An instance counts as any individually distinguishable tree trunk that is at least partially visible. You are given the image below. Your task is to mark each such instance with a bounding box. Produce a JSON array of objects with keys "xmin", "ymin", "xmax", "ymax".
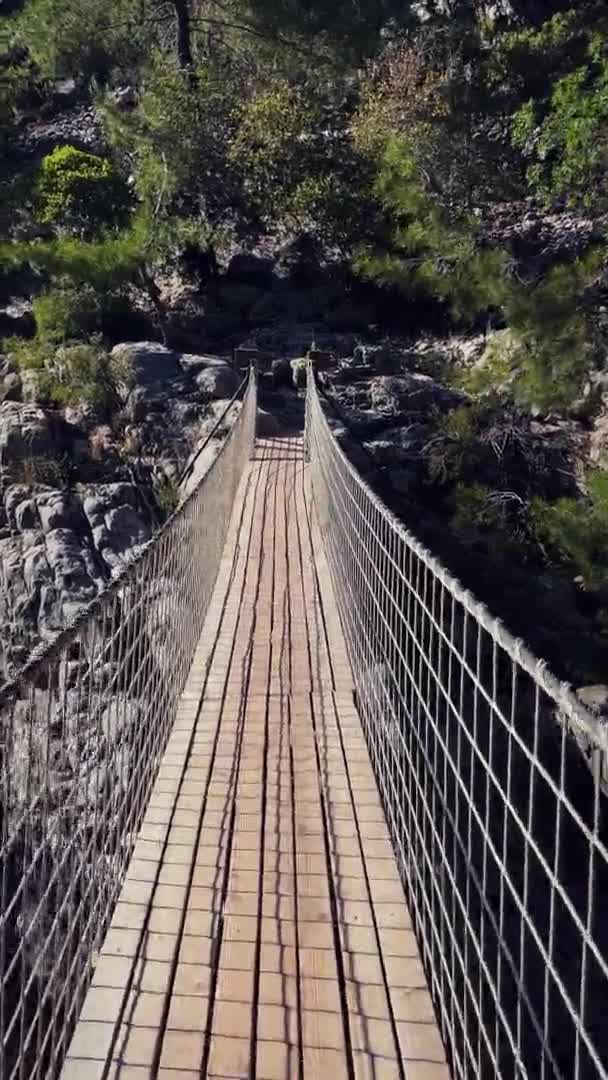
[
  {"xmin": 140, "ymin": 269, "xmax": 168, "ymax": 344},
  {"xmin": 172, "ymin": 0, "xmax": 194, "ymax": 70}
]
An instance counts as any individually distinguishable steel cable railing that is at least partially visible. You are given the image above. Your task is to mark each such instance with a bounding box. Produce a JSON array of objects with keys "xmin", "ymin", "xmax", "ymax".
[
  {"xmin": 305, "ymin": 365, "xmax": 608, "ymax": 1080},
  {"xmin": 0, "ymin": 368, "xmax": 256, "ymax": 1080}
]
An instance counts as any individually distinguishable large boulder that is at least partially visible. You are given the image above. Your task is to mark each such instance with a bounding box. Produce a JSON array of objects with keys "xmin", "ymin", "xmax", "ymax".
[
  {"xmin": 126, "ymin": 385, "xmax": 167, "ymax": 424},
  {"xmin": 0, "ymin": 402, "xmax": 57, "ymax": 462},
  {"xmin": 5, "ymin": 484, "xmax": 34, "ymax": 527},
  {"xmin": 365, "ymin": 424, "xmax": 429, "ymax": 467},
  {"xmin": 110, "ymin": 342, "xmax": 182, "ymax": 387},
  {"xmin": 22, "ymin": 541, "xmax": 52, "ymax": 594},
  {"xmin": 44, "ymin": 528, "xmax": 102, "ymax": 600},
  {"xmin": 83, "ymin": 483, "xmax": 150, "ymax": 570},
  {"xmin": 367, "ymin": 374, "xmax": 464, "ymax": 416},
  {"xmin": 15, "ymin": 498, "xmax": 38, "ymax": 532},
  {"xmin": 36, "ymin": 491, "xmax": 87, "ymax": 534},
  {"xmin": 180, "ymin": 353, "xmax": 230, "ymax": 376},
  {"xmin": 195, "ymin": 363, "xmax": 240, "ymax": 400}
]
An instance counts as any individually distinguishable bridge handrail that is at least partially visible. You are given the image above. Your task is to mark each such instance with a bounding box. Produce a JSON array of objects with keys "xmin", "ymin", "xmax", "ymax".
[
  {"xmin": 0, "ymin": 366, "xmax": 257, "ymax": 1079},
  {"xmin": 305, "ymin": 363, "xmax": 608, "ymax": 1080}
]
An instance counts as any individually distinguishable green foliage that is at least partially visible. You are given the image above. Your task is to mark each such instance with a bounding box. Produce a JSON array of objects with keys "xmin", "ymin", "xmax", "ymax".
[
  {"xmin": 502, "ymin": 7, "xmax": 608, "ymax": 209},
  {"xmin": 354, "ymin": 35, "xmax": 524, "ymax": 216},
  {"xmin": 424, "ymin": 406, "xmax": 480, "ymax": 485},
  {"xmin": 228, "ymin": 82, "xmax": 312, "ymax": 220},
  {"xmin": 29, "ymin": 281, "xmax": 130, "ymax": 344},
  {"xmin": 502, "ymin": 249, "xmax": 603, "ymax": 408},
  {"xmin": 6, "ymin": 331, "xmax": 119, "ymax": 410},
  {"xmin": 47, "ymin": 343, "xmax": 119, "ymax": 408},
  {"xmin": 154, "ymin": 473, "xmax": 180, "ymax": 520},
  {"xmin": 242, "ymin": 0, "xmax": 418, "ymax": 61},
  {"xmin": 530, "ymin": 469, "xmax": 608, "ymax": 589},
  {"xmin": 0, "ymin": 208, "xmax": 200, "ymax": 291},
  {"xmin": 15, "ymin": 0, "xmax": 146, "ymax": 83},
  {"xmin": 36, "ymin": 145, "xmax": 131, "ymax": 235},
  {"xmin": 450, "ymin": 482, "xmax": 537, "ymax": 560},
  {"xmin": 460, "ymin": 248, "xmax": 604, "ymax": 409},
  {"xmin": 0, "ymin": 216, "xmax": 147, "ymax": 288},
  {"xmin": 102, "ymin": 52, "xmax": 242, "ymax": 229},
  {"xmin": 451, "ymin": 482, "xmax": 495, "ymax": 529},
  {"xmin": 354, "ymin": 137, "xmax": 510, "ymax": 322}
]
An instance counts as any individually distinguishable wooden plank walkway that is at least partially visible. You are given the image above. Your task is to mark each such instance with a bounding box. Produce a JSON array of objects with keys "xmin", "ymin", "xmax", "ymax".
[{"xmin": 62, "ymin": 436, "xmax": 449, "ymax": 1080}]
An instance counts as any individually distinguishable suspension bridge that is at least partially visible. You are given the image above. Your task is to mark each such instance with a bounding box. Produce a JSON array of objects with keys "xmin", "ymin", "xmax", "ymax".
[{"xmin": 0, "ymin": 365, "xmax": 606, "ymax": 1080}]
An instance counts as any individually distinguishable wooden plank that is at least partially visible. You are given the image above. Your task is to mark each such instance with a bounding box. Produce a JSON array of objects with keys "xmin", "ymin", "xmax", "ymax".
[{"xmin": 62, "ymin": 435, "xmax": 447, "ymax": 1080}]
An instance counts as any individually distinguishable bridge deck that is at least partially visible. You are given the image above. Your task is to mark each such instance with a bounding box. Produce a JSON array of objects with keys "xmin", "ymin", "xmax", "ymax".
[{"xmin": 63, "ymin": 437, "xmax": 448, "ymax": 1080}]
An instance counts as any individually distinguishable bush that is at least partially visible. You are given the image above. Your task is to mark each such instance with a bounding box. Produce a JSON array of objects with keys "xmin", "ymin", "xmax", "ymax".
[
  {"xmin": 504, "ymin": 9, "xmax": 608, "ymax": 211},
  {"xmin": 15, "ymin": 0, "xmax": 147, "ymax": 84},
  {"xmin": 154, "ymin": 473, "xmax": 180, "ymax": 520},
  {"xmin": 229, "ymin": 82, "xmax": 314, "ymax": 222},
  {"xmin": 36, "ymin": 145, "xmax": 131, "ymax": 236},
  {"xmin": 353, "ymin": 137, "xmax": 511, "ymax": 321},
  {"xmin": 46, "ymin": 343, "xmax": 120, "ymax": 411},
  {"xmin": 530, "ymin": 469, "xmax": 608, "ymax": 590},
  {"xmin": 424, "ymin": 406, "xmax": 481, "ymax": 484},
  {"xmin": 451, "ymin": 482, "xmax": 535, "ymax": 559}
]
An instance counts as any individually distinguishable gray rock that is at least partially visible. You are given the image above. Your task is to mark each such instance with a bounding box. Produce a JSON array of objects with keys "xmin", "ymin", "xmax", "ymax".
[
  {"xmin": 23, "ymin": 543, "xmax": 51, "ymax": 592},
  {"xmin": 54, "ymin": 77, "xmax": 78, "ymax": 101},
  {"xmin": 15, "ymin": 499, "xmax": 38, "ymax": 531},
  {"xmin": 63, "ymin": 401, "xmax": 102, "ymax": 432},
  {"xmin": 44, "ymin": 529, "xmax": 101, "ymax": 598},
  {"xmin": 180, "ymin": 353, "xmax": 228, "ymax": 376},
  {"xmin": 368, "ymin": 374, "xmax": 463, "ymax": 416},
  {"xmin": 365, "ymin": 424, "xmax": 429, "ymax": 466},
  {"xmin": 0, "ymin": 372, "xmax": 22, "ymax": 403},
  {"xmin": 36, "ymin": 491, "xmax": 86, "ymax": 533},
  {"xmin": 590, "ymin": 407, "xmax": 608, "ymax": 464},
  {"xmin": 0, "ymin": 402, "xmax": 56, "ymax": 461},
  {"xmin": 111, "ymin": 342, "xmax": 182, "ymax": 387},
  {"xmin": 0, "ymin": 299, "xmax": 35, "ymax": 338},
  {"xmin": 170, "ymin": 400, "xmax": 205, "ymax": 426},
  {"xmin": 290, "ymin": 358, "xmax": 308, "ymax": 390},
  {"xmin": 195, "ymin": 364, "xmax": 240, "ymax": 400},
  {"xmin": 127, "ymin": 385, "xmax": 166, "ymax": 424},
  {"xmin": 82, "ymin": 483, "xmax": 150, "ymax": 570},
  {"xmin": 5, "ymin": 484, "xmax": 33, "ymax": 524},
  {"xmin": 103, "ymin": 505, "xmax": 149, "ymax": 562},
  {"xmin": 82, "ymin": 483, "xmax": 138, "ymax": 526}
]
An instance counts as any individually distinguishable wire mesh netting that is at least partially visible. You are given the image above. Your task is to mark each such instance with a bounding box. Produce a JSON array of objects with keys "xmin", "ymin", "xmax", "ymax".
[
  {"xmin": 306, "ymin": 366, "xmax": 608, "ymax": 1080},
  {"xmin": 0, "ymin": 370, "xmax": 256, "ymax": 1080}
]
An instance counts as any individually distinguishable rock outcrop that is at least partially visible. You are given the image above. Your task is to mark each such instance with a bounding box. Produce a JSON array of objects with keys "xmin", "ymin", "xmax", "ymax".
[{"xmin": 0, "ymin": 342, "xmax": 246, "ymax": 677}]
